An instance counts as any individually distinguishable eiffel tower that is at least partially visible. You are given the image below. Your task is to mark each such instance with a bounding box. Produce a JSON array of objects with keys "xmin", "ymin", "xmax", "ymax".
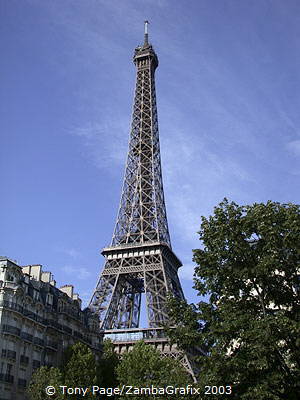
[{"xmin": 89, "ymin": 22, "xmax": 195, "ymax": 377}]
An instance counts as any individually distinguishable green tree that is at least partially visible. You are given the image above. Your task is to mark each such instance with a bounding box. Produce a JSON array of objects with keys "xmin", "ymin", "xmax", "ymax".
[
  {"xmin": 116, "ymin": 341, "xmax": 191, "ymax": 399},
  {"xmin": 62, "ymin": 341, "xmax": 98, "ymax": 398},
  {"xmin": 168, "ymin": 200, "xmax": 300, "ymax": 400},
  {"xmin": 27, "ymin": 366, "xmax": 63, "ymax": 400},
  {"xmin": 98, "ymin": 339, "xmax": 120, "ymax": 388}
]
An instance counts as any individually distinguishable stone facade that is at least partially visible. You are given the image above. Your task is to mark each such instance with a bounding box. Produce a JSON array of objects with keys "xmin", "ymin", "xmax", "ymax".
[{"xmin": 0, "ymin": 257, "xmax": 102, "ymax": 400}]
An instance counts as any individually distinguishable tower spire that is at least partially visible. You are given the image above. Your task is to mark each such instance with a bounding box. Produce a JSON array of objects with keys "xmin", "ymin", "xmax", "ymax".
[{"xmin": 144, "ymin": 20, "xmax": 149, "ymax": 45}]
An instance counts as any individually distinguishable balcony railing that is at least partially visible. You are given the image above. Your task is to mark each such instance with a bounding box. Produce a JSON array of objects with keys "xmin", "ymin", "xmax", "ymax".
[
  {"xmin": 1, "ymin": 349, "xmax": 16, "ymax": 360},
  {"xmin": 60, "ymin": 307, "xmax": 81, "ymax": 321},
  {"xmin": 0, "ymin": 300, "xmax": 47, "ymax": 325},
  {"xmin": 0, "ymin": 302, "xmax": 89, "ymax": 338},
  {"xmin": 46, "ymin": 320, "xmax": 63, "ymax": 331},
  {"xmin": 62, "ymin": 325, "xmax": 72, "ymax": 335},
  {"xmin": 0, "ymin": 374, "xmax": 14, "ymax": 384},
  {"xmin": 0, "ymin": 299, "xmax": 94, "ymax": 346},
  {"xmin": 33, "ymin": 337, "xmax": 45, "ymax": 347},
  {"xmin": 46, "ymin": 340, "xmax": 58, "ymax": 350},
  {"xmin": 0, "ymin": 300, "xmax": 23, "ymax": 313},
  {"xmin": 3, "ymin": 282, "xmax": 18, "ymax": 289},
  {"xmin": 23, "ymin": 309, "xmax": 47, "ymax": 325},
  {"xmin": 21, "ymin": 332, "xmax": 34, "ymax": 342},
  {"xmin": 2, "ymin": 324, "xmax": 21, "ymax": 336},
  {"xmin": 20, "ymin": 355, "xmax": 29, "ymax": 365}
]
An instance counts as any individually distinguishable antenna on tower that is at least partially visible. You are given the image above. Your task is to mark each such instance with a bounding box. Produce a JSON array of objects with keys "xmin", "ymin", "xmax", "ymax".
[{"xmin": 144, "ymin": 20, "xmax": 149, "ymax": 45}]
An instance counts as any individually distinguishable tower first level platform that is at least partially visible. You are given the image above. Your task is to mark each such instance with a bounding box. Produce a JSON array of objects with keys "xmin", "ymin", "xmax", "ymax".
[{"xmin": 91, "ymin": 242, "xmax": 184, "ymax": 330}]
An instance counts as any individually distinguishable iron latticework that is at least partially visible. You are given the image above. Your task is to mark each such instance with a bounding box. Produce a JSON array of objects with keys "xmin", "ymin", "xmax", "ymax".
[
  {"xmin": 111, "ymin": 31, "xmax": 170, "ymax": 248},
  {"xmin": 89, "ymin": 23, "xmax": 195, "ymax": 377}
]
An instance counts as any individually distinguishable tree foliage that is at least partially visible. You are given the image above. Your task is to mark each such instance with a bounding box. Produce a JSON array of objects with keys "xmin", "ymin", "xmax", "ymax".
[
  {"xmin": 117, "ymin": 341, "xmax": 191, "ymax": 399},
  {"xmin": 98, "ymin": 339, "xmax": 120, "ymax": 388},
  {"xmin": 27, "ymin": 366, "xmax": 64, "ymax": 400},
  {"xmin": 168, "ymin": 199, "xmax": 300, "ymax": 399},
  {"xmin": 61, "ymin": 342, "xmax": 98, "ymax": 399},
  {"xmin": 27, "ymin": 342, "xmax": 99, "ymax": 399},
  {"xmin": 28, "ymin": 340, "xmax": 190, "ymax": 399}
]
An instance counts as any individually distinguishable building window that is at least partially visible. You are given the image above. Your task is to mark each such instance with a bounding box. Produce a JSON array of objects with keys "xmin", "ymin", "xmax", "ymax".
[
  {"xmin": 46, "ymin": 294, "xmax": 53, "ymax": 306},
  {"xmin": 6, "ymin": 364, "xmax": 12, "ymax": 375},
  {"xmin": 58, "ymin": 300, "xmax": 65, "ymax": 312},
  {"xmin": 33, "ymin": 290, "xmax": 39, "ymax": 301}
]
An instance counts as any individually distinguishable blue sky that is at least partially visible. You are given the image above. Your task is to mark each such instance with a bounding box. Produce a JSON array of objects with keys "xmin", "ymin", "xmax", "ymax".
[{"xmin": 1, "ymin": 0, "xmax": 300, "ymax": 309}]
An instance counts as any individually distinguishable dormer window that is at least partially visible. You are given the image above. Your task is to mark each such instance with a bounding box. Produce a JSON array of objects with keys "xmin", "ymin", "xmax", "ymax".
[
  {"xmin": 46, "ymin": 293, "xmax": 53, "ymax": 306},
  {"xmin": 33, "ymin": 290, "xmax": 39, "ymax": 301},
  {"xmin": 58, "ymin": 300, "xmax": 64, "ymax": 312}
]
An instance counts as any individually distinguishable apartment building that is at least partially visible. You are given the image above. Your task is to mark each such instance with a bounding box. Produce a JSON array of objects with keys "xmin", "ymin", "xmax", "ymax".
[{"xmin": 0, "ymin": 256, "xmax": 102, "ymax": 400}]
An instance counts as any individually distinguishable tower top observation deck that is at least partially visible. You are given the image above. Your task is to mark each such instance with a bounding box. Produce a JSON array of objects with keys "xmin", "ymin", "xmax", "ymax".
[{"xmin": 134, "ymin": 20, "xmax": 158, "ymax": 69}]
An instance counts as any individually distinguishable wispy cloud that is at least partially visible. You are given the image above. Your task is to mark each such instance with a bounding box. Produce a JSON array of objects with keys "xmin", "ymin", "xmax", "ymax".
[
  {"xmin": 64, "ymin": 248, "xmax": 80, "ymax": 259},
  {"xmin": 160, "ymin": 112, "xmax": 253, "ymax": 247},
  {"xmin": 62, "ymin": 265, "xmax": 91, "ymax": 280},
  {"xmin": 55, "ymin": 247, "xmax": 81, "ymax": 259},
  {"xmin": 286, "ymin": 140, "xmax": 300, "ymax": 157},
  {"xmin": 71, "ymin": 120, "xmax": 128, "ymax": 171}
]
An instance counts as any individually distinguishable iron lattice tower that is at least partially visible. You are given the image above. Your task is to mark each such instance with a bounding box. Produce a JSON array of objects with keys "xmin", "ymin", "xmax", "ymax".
[{"xmin": 90, "ymin": 22, "xmax": 194, "ymax": 376}]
